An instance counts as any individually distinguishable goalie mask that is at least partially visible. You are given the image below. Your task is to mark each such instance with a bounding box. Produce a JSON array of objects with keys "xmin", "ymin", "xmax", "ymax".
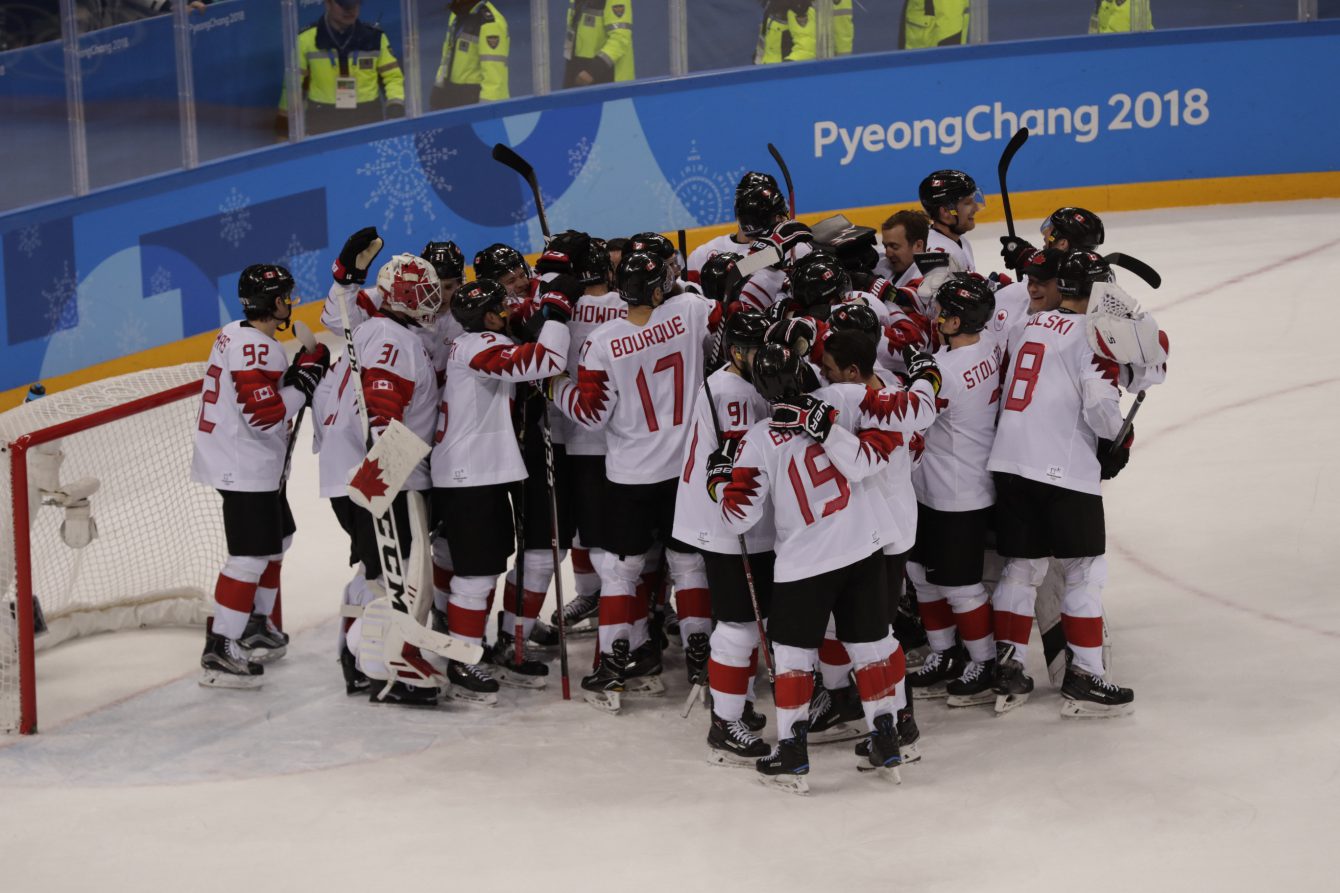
[
  {"xmin": 751, "ymin": 342, "xmax": 804, "ymax": 403},
  {"xmin": 1042, "ymin": 207, "xmax": 1105, "ymax": 250},
  {"xmin": 1057, "ymin": 250, "xmax": 1115, "ymax": 300},
  {"xmin": 238, "ymin": 264, "xmax": 296, "ymax": 326},
  {"xmin": 421, "ymin": 241, "xmax": 465, "ymax": 282},
  {"xmin": 376, "ymin": 254, "xmax": 443, "ymax": 323},
  {"xmin": 934, "ymin": 274, "xmax": 996, "ymax": 335}
]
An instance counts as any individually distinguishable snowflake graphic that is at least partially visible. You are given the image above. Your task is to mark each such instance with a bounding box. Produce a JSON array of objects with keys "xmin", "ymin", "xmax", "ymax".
[
  {"xmin": 358, "ymin": 130, "xmax": 455, "ymax": 234},
  {"xmin": 650, "ymin": 141, "xmax": 746, "ymax": 228},
  {"xmin": 114, "ymin": 315, "xmax": 150, "ymax": 354},
  {"xmin": 17, "ymin": 225, "xmax": 41, "ymax": 258},
  {"xmin": 219, "ymin": 187, "xmax": 252, "ymax": 249},
  {"xmin": 568, "ymin": 137, "xmax": 596, "ymax": 179},
  {"xmin": 149, "ymin": 265, "xmax": 174, "ymax": 295},
  {"xmin": 276, "ymin": 234, "xmax": 322, "ymax": 302},
  {"xmin": 41, "ymin": 262, "xmax": 79, "ymax": 333}
]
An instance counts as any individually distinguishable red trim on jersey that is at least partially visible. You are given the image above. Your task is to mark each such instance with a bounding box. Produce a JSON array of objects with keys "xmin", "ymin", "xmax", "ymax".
[
  {"xmin": 721, "ymin": 465, "xmax": 762, "ymax": 522},
  {"xmin": 470, "ymin": 340, "xmax": 550, "ymax": 377},
  {"xmin": 819, "ymin": 638, "xmax": 850, "ymax": 666},
  {"xmin": 233, "ymin": 368, "xmax": 286, "ymax": 430},
  {"xmin": 859, "ymin": 385, "xmax": 920, "ymax": 423},
  {"xmin": 707, "ymin": 658, "xmax": 752, "ymax": 696},
  {"xmin": 918, "ymin": 597, "xmax": 954, "ymax": 632},
  {"xmin": 908, "ymin": 432, "xmax": 926, "ymax": 461},
  {"xmin": 362, "ymin": 367, "xmax": 415, "ymax": 429},
  {"xmin": 856, "ymin": 428, "xmax": 904, "ymax": 463},
  {"xmin": 1062, "ymin": 614, "xmax": 1105, "ymax": 649},
  {"xmin": 568, "ymin": 367, "xmax": 611, "ymax": 423},
  {"xmin": 1091, "ymin": 354, "xmax": 1121, "ymax": 388},
  {"xmin": 214, "ymin": 573, "xmax": 258, "ymax": 614},
  {"xmin": 953, "ymin": 601, "xmax": 993, "ymax": 643},
  {"xmin": 356, "ymin": 289, "xmax": 379, "ymax": 318},
  {"xmin": 675, "ymin": 588, "xmax": 711, "ymax": 621},
  {"xmin": 773, "ymin": 670, "xmax": 815, "ymax": 710}
]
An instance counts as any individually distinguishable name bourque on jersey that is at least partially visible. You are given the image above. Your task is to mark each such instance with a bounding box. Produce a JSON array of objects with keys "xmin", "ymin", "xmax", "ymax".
[
  {"xmin": 914, "ymin": 338, "xmax": 1003, "ymax": 512},
  {"xmin": 431, "ymin": 320, "xmax": 570, "ymax": 488},
  {"xmin": 562, "ymin": 290, "xmax": 628, "ymax": 457},
  {"xmin": 721, "ymin": 379, "xmax": 938, "ymax": 582},
  {"xmin": 671, "ymin": 368, "xmax": 775, "ymax": 556},
  {"xmin": 553, "ymin": 293, "xmax": 720, "ymax": 486},
  {"xmin": 191, "ymin": 321, "xmax": 305, "ymax": 492},
  {"xmin": 925, "ymin": 228, "xmax": 976, "ymax": 273},
  {"xmin": 988, "ymin": 309, "xmax": 1123, "ymax": 496}
]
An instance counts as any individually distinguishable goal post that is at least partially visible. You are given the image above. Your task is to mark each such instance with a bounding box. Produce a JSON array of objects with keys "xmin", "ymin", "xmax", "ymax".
[{"xmin": 1, "ymin": 364, "xmax": 229, "ymax": 734}]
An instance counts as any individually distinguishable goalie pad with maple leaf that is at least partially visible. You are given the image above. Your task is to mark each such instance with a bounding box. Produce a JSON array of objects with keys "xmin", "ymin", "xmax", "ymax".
[{"xmin": 346, "ymin": 418, "xmax": 432, "ymax": 517}]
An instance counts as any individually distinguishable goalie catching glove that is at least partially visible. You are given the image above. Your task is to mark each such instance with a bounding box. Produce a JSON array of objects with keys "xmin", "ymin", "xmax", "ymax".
[
  {"xmin": 332, "ymin": 227, "xmax": 384, "ymax": 285},
  {"xmin": 770, "ymin": 394, "xmax": 838, "ymax": 443},
  {"xmin": 1097, "ymin": 425, "xmax": 1134, "ymax": 480},
  {"xmin": 1086, "ymin": 282, "xmax": 1168, "ymax": 367},
  {"xmin": 705, "ymin": 436, "xmax": 742, "ymax": 503}
]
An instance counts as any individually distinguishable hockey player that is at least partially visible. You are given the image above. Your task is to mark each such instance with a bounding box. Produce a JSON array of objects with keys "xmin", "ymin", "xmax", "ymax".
[
  {"xmin": 720, "ymin": 341, "xmax": 940, "ymax": 792},
  {"xmin": 875, "ymin": 209, "xmax": 931, "ymax": 287},
  {"xmin": 987, "ymin": 251, "xmax": 1136, "ymax": 717},
  {"xmin": 473, "ymin": 243, "xmax": 533, "ymax": 300},
  {"xmin": 192, "ymin": 264, "xmax": 329, "ymax": 688},
  {"xmin": 686, "ymin": 171, "xmax": 781, "ymax": 282},
  {"xmin": 550, "ymin": 250, "xmax": 721, "ymax": 713},
  {"xmin": 918, "ymin": 169, "xmax": 983, "ymax": 273},
  {"xmin": 999, "ymin": 206, "xmax": 1106, "ymax": 275},
  {"xmin": 431, "ymin": 278, "xmax": 570, "ymax": 704},
  {"xmin": 904, "ymin": 276, "xmax": 1002, "ymax": 706},
  {"xmin": 733, "ymin": 183, "xmax": 813, "ymax": 312},
  {"xmin": 674, "ymin": 309, "xmax": 774, "ymax": 763}
]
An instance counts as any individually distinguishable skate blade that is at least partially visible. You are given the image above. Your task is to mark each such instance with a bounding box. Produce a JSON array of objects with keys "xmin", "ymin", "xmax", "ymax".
[
  {"xmin": 757, "ymin": 773, "xmax": 810, "ymax": 795},
  {"xmin": 899, "ymin": 742, "xmax": 922, "ymax": 765},
  {"xmin": 681, "ymin": 682, "xmax": 706, "ymax": 718},
  {"xmin": 495, "ymin": 668, "xmax": 548, "ymax": 690},
  {"xmin": 199, "ymin": 670, "xmax": 262, "ymax": 690},
  {"xmin": 622, "ymin": 676, "xmax": 666, "ymax": 698},
  {"xmin": 993, "ymin": 691, "xmax": 1030, "ymax": 715},
  {"xmin": 243, "ymin": 646, "xmax": 287, "ymax": 664},
  {"xmin": 911, "ymin": 684, "xmax": 948, "ymax": 700},
  {"xmin": 707, "ymin": 749, "xmax": 760, "ymax": 769},
  {"xmin": 809, "ymin": 722, "xmax": 865, "ymax": 745},
  {"xmin": 1060, "ymin": 698, "xmax": 1133, "ymax": 719},
  {"xmin": 946, "ymin": 691, "xmax": 996, "ymax": 708},
  {"xmin": 447, "ymin": 688, "xmax": 499, "ymax": 707},
  {"xmin": 582, "ymin": 689, "xmax": 621, "ymax": 714},
  {"xmin": 563, "ymin": 618, "xmax": 600, "ymax": 635}
]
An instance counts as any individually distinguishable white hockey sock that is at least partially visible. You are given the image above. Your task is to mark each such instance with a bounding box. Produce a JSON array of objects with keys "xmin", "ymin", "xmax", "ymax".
[
  {"xmin": 432, "ymin": 536, "xmax": 453, "ymax": 614},
  {"xmin": 944, "ymin": 582, "xmax": 995, "ymax": 662},
  {"xmin": 993, "ymin": 557, "xmax": 1049, "ymax": 663},
  {"xmin": 446, "ymin": 574, "xmax": 495, "ymax": 646},
  {"xmin": 708, "ymin": 622, "xmax": 758, "ymax": 722},
  {"xmin": 212, "ymin": 554, "xmax": 268, "ymax": 640},
  {"xmin": 667, "ymin": 548, "xmax": 711, "ymax": 642},
  {"xmin": 773, "ymin": 644, "xmax": 817, "ymax": 740},
  {"xmin": 571, "ymin": 542, "xmax": 602, "ymax": 598},
  {"xmin": 1060, "ymin": 556, "xmax": 1108, "ymax": 676},
  {"xmin": 597, "ymin": 550, "xmax": 644, "ymax": 654},
  {"xmin": 819, "ymin": 616, "xmax": 853, "ymax": 690}
]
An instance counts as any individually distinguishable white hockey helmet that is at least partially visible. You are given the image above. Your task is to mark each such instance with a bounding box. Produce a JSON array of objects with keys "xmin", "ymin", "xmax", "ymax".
[{"xmin": 376, "ymin": 254, "xmax": 443, "ymax": 323}]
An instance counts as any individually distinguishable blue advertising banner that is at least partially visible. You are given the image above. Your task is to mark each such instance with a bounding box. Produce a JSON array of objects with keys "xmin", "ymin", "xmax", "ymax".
[{"xmin": 1, "ymin": 22, "xmax": 1337, "ymax": 393}]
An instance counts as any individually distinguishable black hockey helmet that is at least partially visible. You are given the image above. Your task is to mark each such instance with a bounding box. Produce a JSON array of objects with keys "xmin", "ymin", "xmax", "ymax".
[
  {"xmin": 473, "ymin": 243, "xmax": 529, "ymax": 281},
  {"xmin": 1056, "ymin": 250, "xmax": 1114, "ymax": 299},
  {"xmin": 789, "ymin": 251, "xmax": 851, "ymax": 309},
  {"xmin": 1018, "ymin": 246, "xmax": 1066, "ymax": 281},
  {"xmin": 535, "ymin": 230, "xmax": 593, "ymax": 278},
  {"xmin": 1042, "ymin": 207, "xmax": 1105, "ymax": 250},
  {"xmin": 421, "ymin": 241, "xmax": 465, "ymax": 282},
  {"xmin": 451, "ymin": 278, "xmax": 508, "ymax": 331},
  {"xmin": 616, "ymin": 250, "xmax": 667, "ymax": 307},
  {"xmin": 751, "ymin": 342, "xmax": 804, "ymax": 403},
  {"xmin": 934, "ymin": 274, "xmax": 996, "ymax": 334},
  {"xmin": 736, "ymin": 170, "xmax": 780, "ymax": 200},
  {"xmin": 725, "ymin": 309, "xmax": 770, "ymax": 350},
  {"xmin": 238, "ymin": 263, "xmax": 295, "ymax": 320},
  {"xmin": 918, "ymin": 169, "xmax": 982, "ymax": 214},
  {"xmin": 700, "ymin": 252, "xmax": 746, "ymax": 305},
  {"xmin": 580, "ymin": 238, "xmax": 613, "ymax": 286},
  {"xmin": 735, "ymin": 184, "xmax": 789, "ymax": 238},
  {"xmin": 626, "ymin": 231, "xmax": 675, "ymax": 261},
  {"xmin": 827, "ymin": 301, "xmax": 881, "ymax": 340}
]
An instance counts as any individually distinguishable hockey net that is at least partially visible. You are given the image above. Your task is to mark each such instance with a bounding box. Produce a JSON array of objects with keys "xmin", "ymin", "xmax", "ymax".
[{"xmin": 1, "ymin": 363, "xmax": 226, "ymax": 733}]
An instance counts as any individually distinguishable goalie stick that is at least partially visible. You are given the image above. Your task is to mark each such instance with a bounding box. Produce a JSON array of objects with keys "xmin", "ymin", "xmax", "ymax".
[
  {"xmin": 1104, "ymin": 252, "xmax": 1163, "ymax": 290},
  {"xmin": 997, "ymin": 128, "xmax": 1030, "ymax": 239},
  {"xmin": 767, "ymin": 142, "xmax": 795, "ymax": 217}
]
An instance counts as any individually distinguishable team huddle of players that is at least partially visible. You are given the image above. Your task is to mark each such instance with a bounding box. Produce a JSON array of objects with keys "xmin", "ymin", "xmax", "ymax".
[{"xmin": 189, "ymin": 166, "xmax": 1169, "ymax": 794}]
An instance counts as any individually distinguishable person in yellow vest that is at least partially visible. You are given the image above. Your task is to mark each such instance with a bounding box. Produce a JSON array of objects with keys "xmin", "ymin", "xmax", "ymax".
[
  {"xmin": 900, "ymin": 0, "xmax": 970, "ymax": 50},
  {"xmin": 278, "ymin": 0, "xmax": 405, "ymax": 137},
  {"xmin": 754, "ymin": 0, "xmax": 816, "ymax": 64},
  {"xmin": 1089, "ymin": 0, "xmax": 1153, "ymax": 33},
  {"xmin": 832, "ymin": 0, "xmax": 854, "ymax": 56},
  {"xmin": 431, "ymin": 0, "xmax": 510, "ymax": 110},
  {"xmin": 563, "ymin": 0, "xmax": 634, "ymax": 88}
]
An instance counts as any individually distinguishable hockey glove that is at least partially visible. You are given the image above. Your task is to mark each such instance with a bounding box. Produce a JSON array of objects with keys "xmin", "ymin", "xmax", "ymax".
[
  {"xmin": 770, "ymin": 394, "xmax": 838, "ymax": 443},
  {"xmin": 999, "ymin": 236, "xmax": 1037, "ymax": 274},
  {"xmin": 903, "ymin": 347, "xmax": 942, "ymax": 397},
  {"xmin": 750, "ymin": 221, "xmax": 813, "ymax": 265},
  {"xmin": 284, "ymin": 343, "xmax": 330, "ymax": 404},
  {"xmin": 766, "ymin": 316, "xmax": 818, "ymax": 355},
  {"xmin": 988, "ymin": 271, "xmax": 1014, "ymax": 292},
  {"xmin": 1097, "ymin": 426, "xmax": 1134, "ymax": 480},
  {"xmin": 705, "ymin": 436, "xmax": 742, "ymax": 503},
  {"xmin": 333, "ymin": 227, "xmax": 384, "ymax": 285},
  {"xmin": 535, "ymin": 274, "xmax": 584, "ymax": 324}
]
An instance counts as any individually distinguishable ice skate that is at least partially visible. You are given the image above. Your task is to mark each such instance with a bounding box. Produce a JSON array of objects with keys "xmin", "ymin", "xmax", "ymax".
[
  {"xmin": 528, "ymin": 619, "xmax": 560, "ymax": 652},
  {"xmin": 756, "ymin": 720, "xmax": 810, "ymax": 795},
  {"xmin": 907, "ymin": 645, "xmax": 965, "ymax": 699},
  {"xmin": 707, "ymin": 712, "xmax": 770, "ymax": 767},
  {"xmin": 446, "ymin": 659, "xmax": 500, "ymax": 706},
  {"xmin": 339, "ymin": 644, "xmax": 370, "ymax": 695},
  {"xmin": 200, "ymin": 632, "xmax": 263, "ymax": 689},
  {"xmin": 1060, "ymin": 666, "xmax": 1134, "ymax": 718},
  {"xmin": 896, "ymin": 701, "xmax": 922, "ymax": 765},
  {"xmin": 553, "ymin": 592, "xmax": 600, "ymax": 635},
  {"xmin": 581, "ymin": 639, "xmax": 628, "ymax": 714},
  {"xmin": 622, "ymin": 639, "xmax": 666, "ymax": 697},
  {"xmin": 663, "ymin": 603, "xmax": 681, "ymax": 646},
  {"xmin": 946, "ymin": 658, "xmax": 997, "ymax": 708},
  {"xmin": 239, "ymin": 613, "xmax": 289, "ymax": 663},
  {"xmin": 369, "ymin": 679, "xmax": 439, "ymax": 707},
  {"xmin": 993, "ymin": 643, "xmax": 1033, "ymax": 715},
  {"xmin": 491, "ymin": 630, "xmax": 550, "ymax": 690},
  {"xmin": 808, "ymin": 681, "xmax": 864, "ymax": 744},
  {"xmin": 684, "ymin": 631, "xmax": 710, "ymax": 687},
  {"xmin": 741, "ymin": 699, "xmax": 767, "ymax": 733},
  {"xmin": 855, "ymin": 713, "xmax": 903, "ymax": 784}
]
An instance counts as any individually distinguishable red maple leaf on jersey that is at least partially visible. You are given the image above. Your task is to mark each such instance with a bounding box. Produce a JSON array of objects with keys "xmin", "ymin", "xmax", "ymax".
[
  {"xmin": 1090, "ymin": 354, "xmax": 1120, "ymax": 388},
  {"xmin": 860, "ymin": 386, "xmax": 921, "ymax": 423},
  {"xmin": 721, "ymin": 466, "xmax": 762, "ymax": 522},
  {"xmin": 568, "ymin": 367, "xmax": 611, "ymax": 424},
  {"xmin": 350, "ymin": 457, "xmax": 389, "ymax": 503},
  {"xmin": 856, "ymin": 429, "xmax": 904, "ymax": 463},
  {"xmin": 908, "ymin": 432, "xmax": 926, "ymax": 462},
  {"xmin": 470, "ymin": 342, "xmax": 553, "ymax": 378}
]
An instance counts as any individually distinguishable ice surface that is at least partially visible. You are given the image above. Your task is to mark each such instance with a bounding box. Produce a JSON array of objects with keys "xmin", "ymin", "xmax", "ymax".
[{"xmin": 2, "ymin": 201, "xmax": 1338, "ymax": 892}]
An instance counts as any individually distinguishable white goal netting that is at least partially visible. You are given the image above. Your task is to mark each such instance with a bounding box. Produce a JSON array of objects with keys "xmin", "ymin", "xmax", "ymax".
[{"xmin": 1, "ymin": 364, "xmax": 226, "ymax": 733}]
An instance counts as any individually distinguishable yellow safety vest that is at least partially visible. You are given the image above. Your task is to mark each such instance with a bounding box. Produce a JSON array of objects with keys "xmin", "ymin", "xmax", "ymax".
[
  {"xmin": 755, "ymin": 6, "xmax": 815, "ymax": 64},
  {"xmin": 1090, "ymin": 0, "xmax": 1154, "ymax": 33},
  {"xmin": 832, "ymin": 0, "xmax": 854, "ymax": 56},
  {"xmin": 282, "ymin": 18, "xmax": 403, "ymax": 113},
  {"xmin": 436, "ymin": 1, "xmax": 510, "ymax": 105},
  {"xmin": 902, "ymin": 0, "xmax": 970, "ymax": 50},
  {"xmin": 565, "ymin": 0, "xmax": 635, "ymax": 83}
]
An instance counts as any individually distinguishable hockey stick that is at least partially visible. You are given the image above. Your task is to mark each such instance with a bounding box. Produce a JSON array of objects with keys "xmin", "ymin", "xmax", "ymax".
[
  {"xmin": 492, "ymin": 143, "xmax": 551, "ymax": 240},
  {"xmin": 997, "ymin": 128, "xmax": 1030, "ymax": 239},
  {"xmin": 279, "ymin": 320, "xmax": 318, "ymax": 488},
  {"xmin": 511, "ymin": 399, "xmax": 528, "ymax": 667},
  {"xmin": 1104, "ymin": 253, "xmax": 1162, "ymax": 290},
  {"xmin": 767, "ymin": 142, "xmax": 795, "ymax": 217},
  {"xmin": 540, "ymin": 408, "xmax": 572, "ymax": 699}
]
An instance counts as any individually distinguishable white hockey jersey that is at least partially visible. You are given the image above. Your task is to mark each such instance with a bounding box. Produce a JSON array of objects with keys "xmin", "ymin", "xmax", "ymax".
[
  {"xmin": 431, "ymin": 321, "xmax": 570, "ymax": 489},
  {"xmin": 191, "ymin": 321, "xmax": 306, "ymax": 492},
  {"xmin": 913, "ymin": 338, "xmax": 1003, "ymax": 512},
  {"xmin": 986, "ymin": 280, "xmax": 1031, "ymax": 348},
  {"xmin": 926, "ymin": 228, "xmax": 976, "ymax": 273},
  {"xmin": 553, "ymin": 293, "xmax": 720, "ymax": 485},
  {"xmin": 671, "ymin": 368, "xmax": 774, "ymax": 555},
  {"xmin": 738, "ymin": 242, "xmax": 813, "ymax": 313},
  {"xmin": 563, "ymin": 289, "xmax": 628, "ymax": 457},
  {"xmin": 686, "ymin": 233, "xmax": 754, "ymax": 282},
  {"xmin": 988, "ymin": 309, "xmax": 1123, "ymax": 496}
]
